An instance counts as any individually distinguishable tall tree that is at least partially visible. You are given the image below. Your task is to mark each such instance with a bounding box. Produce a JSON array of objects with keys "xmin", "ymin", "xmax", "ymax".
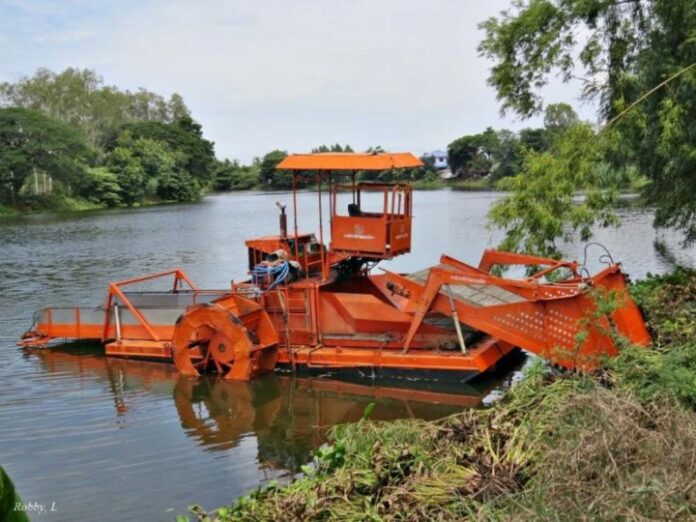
[
  {"xmin": 0, "ymin": 108, "xmax": 90, "ymax": 205},
  {"xmin": 0, "ymin": 68, "xmax": 191, "ymax": 148},
  {"xmin": 259, "ymin": 150, "xmax": 290, "ymax": 188},
  {"xmin": 491, "ymin": 129, "xmax": 523, "ymax": 180},
  {"xmin": 544, "ymin": 102, "xmax": 579, "ymax": 135},
  {"xmin": 490, "ymin": 122, "xmax": 617, "ymax": 258},
  {"xmin": 106, "ymin": 132, "xmax": 199, "ymax": 205},
  {"xmin": 113, "ymin": 116, "xmax": 215, "ymax": 183},
  {"xmin": 447, "ymin": 128, "xmax": 499, "ymax": 178},
  {"xmin": 212, "ymin": 159, "xmax": 259, "ymax": 191},
  {"xmin": 480, "ymin": 0, "xmax": 696, "ymax": 244}
]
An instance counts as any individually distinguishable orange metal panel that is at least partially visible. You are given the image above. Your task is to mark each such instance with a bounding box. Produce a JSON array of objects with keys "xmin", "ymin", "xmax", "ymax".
[
  {"xmin": 331, "ymin": 215, "xmax": 388, "ymax": 254},
  {"xmin": 276, "ymin": 337, "xmax": 513, "ymax": 372},
  {"xmin": 388, "ymin": 218, "xmax": 411, "ymax": 254},
  {"xmin": 105, "ymin": 339, "xmax": 173, "ymax": 359},
  {"xmin": 276, "ymin": 152, "xmax": 423, "ymax": 171}
]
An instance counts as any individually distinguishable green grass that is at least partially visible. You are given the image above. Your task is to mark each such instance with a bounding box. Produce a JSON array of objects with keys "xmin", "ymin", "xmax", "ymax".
[
  {"xmin": 451, "ymin": 178, "xmax": 495, "ymax": 191},
  {"xmin": 180, "ymin": 267, "xmax": 696, "ymax": 522},
  {"xmin": 6, "ymin": 194, "xmax": 104, "ymax": 213},
  {"xmin": 2, "ymin": 194, "xmax": 206, "ymax": 215},
  {"xmin": 410, "ymin": 179, "xmax": 447, "ymax": 190},
  {"xmin": 0, "ymin": 204, "xmax": 20, "ymax": 217}
]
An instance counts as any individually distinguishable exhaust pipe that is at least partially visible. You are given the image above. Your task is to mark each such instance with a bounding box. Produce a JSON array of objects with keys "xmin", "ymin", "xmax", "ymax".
[{"xmin": 276, "ymin": 202, "xmax": 287, "ymax": 238}]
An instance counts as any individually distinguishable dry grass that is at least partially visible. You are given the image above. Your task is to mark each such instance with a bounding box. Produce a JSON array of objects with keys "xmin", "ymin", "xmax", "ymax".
[{"xmin": 493, "ymin": 388, "xmax": 696, "ymax": 521}]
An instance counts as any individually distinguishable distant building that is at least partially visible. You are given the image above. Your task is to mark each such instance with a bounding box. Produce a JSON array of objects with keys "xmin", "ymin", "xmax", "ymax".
[{"xmin": 422, "ymin": 150, "xmax": 448, "ymax": 170}]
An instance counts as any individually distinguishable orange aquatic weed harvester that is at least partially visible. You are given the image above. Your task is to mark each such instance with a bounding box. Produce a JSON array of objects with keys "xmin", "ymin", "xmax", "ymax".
[{"xmin": 20, "ymin": 152, "xmax": 651, "ymax": 381}]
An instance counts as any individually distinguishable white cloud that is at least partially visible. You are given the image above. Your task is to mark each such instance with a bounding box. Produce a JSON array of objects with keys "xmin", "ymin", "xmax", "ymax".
[{"xmin": 0, "ymin": 0, "xmax": 596, "ymax": 161}]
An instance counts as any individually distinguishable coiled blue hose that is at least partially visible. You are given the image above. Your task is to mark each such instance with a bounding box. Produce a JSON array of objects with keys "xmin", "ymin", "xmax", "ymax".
[{"xmin": 252, "ymin": 260, "xmax": 290, "ymax": 291}]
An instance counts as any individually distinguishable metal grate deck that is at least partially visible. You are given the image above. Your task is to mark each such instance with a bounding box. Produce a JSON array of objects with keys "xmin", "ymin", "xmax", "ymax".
[{"xmin": 407, "ymin": 265, "xmax": 525, "ymax": 307}]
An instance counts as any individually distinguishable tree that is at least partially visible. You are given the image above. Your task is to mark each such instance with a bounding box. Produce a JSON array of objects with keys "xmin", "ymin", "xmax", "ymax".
[
  {"xmin": 106, "ymin": 133, "xmax": 199, "ymax": 205},
  {"xmin": 80, "ymin": 167, "xmax": 122, "ymax": 207},
  {"xmin": 447, "ymin": 128, "xmax": 499, "ymax": 178},
  {"xmin": 212, "ymin": 159, "xmax": 259, "ymax": 191},
  {"xmin": 544, "ymin": 103, "xmax": 579, "ymax": 135},
  {"xmin": 490, "ymin": 129, "xmax": 523, "ymax": 180},
  {"xmin": 113, "ymin": 117, "xmax": 215, "ymax": 183},
  {"xmin": 480, "ymin": 0, "xmax": 696, "ymax": 244},
  {"xmin": 259, "ymin": 150, "xmax": 290, "ymax": 188},
  {"xmin": 311, "ymin": 144, "xmax": 354, "ymax": 153},
  {"xmin": 0, "ymin": 108, "xmax": 91, "ymax": 205},
  {"xmin": 106, "ymin": 142, "xmax": 147, "ymax": 205},
  {"xmin": 0, "ymin": 68, "xmax": 191, "ymax": 148},
  {"xmin": 518, "ymin": 128, "xmax": 549, "ymax": 154},
  {"xmin": 489, "ymin": 122, "xmax": 617, "ymax": 258}
]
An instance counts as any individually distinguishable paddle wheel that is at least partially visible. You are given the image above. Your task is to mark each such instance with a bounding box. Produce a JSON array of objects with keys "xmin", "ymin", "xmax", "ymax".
[
  {"xmin": 18, "ymin": 152, "xmax": 651, "ymax": 382},
  {"xmin": 172, "ymin": 296, "xmax": 278, "ymax": 380}
]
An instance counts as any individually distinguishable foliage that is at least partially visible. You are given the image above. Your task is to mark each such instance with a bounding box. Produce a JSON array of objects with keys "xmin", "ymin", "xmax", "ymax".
[
  {"xmin": 488, "ymin": 122, "xmax": 618, "ymax": 257},
  {"xmin": 106, "ymin": 132, "xmax": 199, "ymax": 205},
  {"xmin": 517, "ymin": 127, "xmax": 549, "ymax": 153},
  {"xmin": 446, "ymin": 104, "xmax": 575, "ymax": 183},
  {"xmin": 0, "ymin": 68, "xmax": 208, "ymax": 210},
  {"xmin": 192, "ymin": 367, "xmax": 696, "ymax": 521},
  {"xmin": 630, "ymin": 267, "xmax": 696, "ymax": 348},
  {"xmin": 543, "ymin": 102, "xmax": 579, "ymax": 134},
  {"xmin": 0, "ymin": 204, "xmax": 19, "ymax": 216},
  {"xmin": 0, "ymin": 467, "xmax": 29, "ymax": 522},
  {"xmin": 451, "ymin": 177, "xmax": 495, "ymax": 191},
  {"xmin": 156, "ymin": 168, "xmax": 200, "ymax": 202},
  {"xmin": 0, "ymin": 67, "xmax": 188, "ymax": 148},
  {"xmin": 447, "ymin": 127, "xmax": 498, "ymax": 179},
  {"xmin": 259, "ymin": 150, "xmax": 290, "ymax": 188},
  {"xmin": 211, "ymin": 160, "xmax": 259, "ymax": 191},
  {"xmin": 311, "ymin": 144, "xmax": 354, "ymax": 153},
  {"xmin": 490, "ymin": 128, "xmax": 522, "ymax": 180},
  {"xmin": 111, "ymin": 116, "xmax": 215, "ymax": 184},
  {"xmin": 613, "ymin": 268, "xmax": 696, "ymax": 407},
  {"xmin": 79, "ymin": 167, "xmax": 122, "ymax": 207},
  {"xmin": 479, "ymin": 0, "xmax": 696, "ymax": 244},
  {"xmin": 0, "ymin": 107, "xmax": 91, "ymax": 205}
]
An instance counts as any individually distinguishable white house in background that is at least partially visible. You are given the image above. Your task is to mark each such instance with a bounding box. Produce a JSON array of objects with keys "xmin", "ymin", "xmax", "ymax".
[{"xmin": 422, "ymin": 150, "xmax": 448, "ymax": 170}]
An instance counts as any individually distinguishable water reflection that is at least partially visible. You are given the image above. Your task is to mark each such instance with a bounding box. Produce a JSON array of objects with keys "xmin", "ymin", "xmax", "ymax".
[{"xmin": 28, "ymin": 345, "xmax": 510, "ymax": 473}]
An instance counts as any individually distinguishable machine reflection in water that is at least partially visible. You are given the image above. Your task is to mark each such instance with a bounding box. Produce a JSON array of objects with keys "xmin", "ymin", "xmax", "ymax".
[{"xmin": 28, "ymin": 342, "xmax": 520, "ymax": 472}]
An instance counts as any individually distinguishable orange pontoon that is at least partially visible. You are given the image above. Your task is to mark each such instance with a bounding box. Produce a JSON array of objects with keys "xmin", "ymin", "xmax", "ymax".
[{"xmin": 19, "ymin": 152, "xmax": 651, "ymax": 382}]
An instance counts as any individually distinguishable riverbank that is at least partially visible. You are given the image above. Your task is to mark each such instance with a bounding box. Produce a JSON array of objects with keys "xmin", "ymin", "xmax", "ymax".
[
  {"xmin": 1, "ymin": 180, "xmax": 499, "ymax": 217},
  {"xmin": 0, "ymin": 194, "xmax": 200, "ymax": 217},
  {"xmin": 188, "ymin": 268, "xmax": 696, "ymax": 521}
]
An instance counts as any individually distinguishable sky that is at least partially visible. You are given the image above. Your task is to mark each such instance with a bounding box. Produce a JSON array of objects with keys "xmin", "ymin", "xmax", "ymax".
[{"xmin": 0, "ymin": 0, "xmax": 596, "ymax": 162}]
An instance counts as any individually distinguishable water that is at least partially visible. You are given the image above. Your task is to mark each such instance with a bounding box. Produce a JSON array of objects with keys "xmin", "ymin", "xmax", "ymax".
[{"xmin": 0, "ymin": 190, "xmax": 693, "ymax": 521}]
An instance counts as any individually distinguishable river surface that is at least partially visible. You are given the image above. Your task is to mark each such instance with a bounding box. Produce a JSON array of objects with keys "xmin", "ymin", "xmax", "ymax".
[{"xmin": 0, "ymin": 190, "xmax": 693, "ymax": 521}]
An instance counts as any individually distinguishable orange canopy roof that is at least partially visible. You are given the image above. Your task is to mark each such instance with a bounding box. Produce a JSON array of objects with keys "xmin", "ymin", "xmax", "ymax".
[{"xmin": 276, "ymin": 152, "xmax": 423, "ymax": 171}]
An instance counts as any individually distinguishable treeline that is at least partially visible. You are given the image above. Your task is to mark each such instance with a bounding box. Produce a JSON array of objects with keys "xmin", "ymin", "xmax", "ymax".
[
  {"xmin": 444, "ymin": 104, "xmax": 578, "ymax": 181},
  {"xmin": 0, "ymin": 68, "xmax": 215, "ymax": 210},
  {"xmin": 211, "ymin": 144, "xmax": 440, "ymax": 192},
  {"xmin": 0, "ymin": 68, "xmax": 641, "ymax": 214},
  {"xmin": 213, "ymin": 102, "xmax": 641, "ymax": 196},
  {"xmin": 443, "ymin": 102, "xmax": 642, "ymax": 190}
]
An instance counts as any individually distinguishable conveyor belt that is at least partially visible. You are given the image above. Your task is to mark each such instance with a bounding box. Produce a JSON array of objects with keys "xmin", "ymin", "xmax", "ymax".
[{"xmin": 407, "ymin": 265, "xmax": 525, "ymax": 307}]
